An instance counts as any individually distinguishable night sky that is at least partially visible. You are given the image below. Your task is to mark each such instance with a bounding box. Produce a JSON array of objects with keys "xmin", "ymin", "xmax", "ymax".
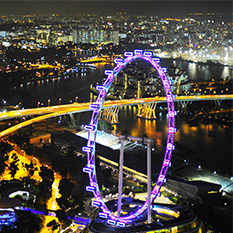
[{"xmin": 0, "ymin": 1, "xmax": 232, "ymax": 20}]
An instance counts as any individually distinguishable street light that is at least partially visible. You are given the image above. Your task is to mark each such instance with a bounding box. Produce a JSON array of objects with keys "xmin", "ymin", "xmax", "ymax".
[
  {"xmin": 38, "ymin": 102, "xmax": 40, "ymax": 108},
  {"xmin": 59, "ymin": 98, "xmax": 61, "ymax": 105},
  {"xmin": 48, "ymin": 99, "xmax": 50, "ymax": 106},
  {"xmin": 75, "ymin": 96, "xmax": 78, "ymax": 102}
]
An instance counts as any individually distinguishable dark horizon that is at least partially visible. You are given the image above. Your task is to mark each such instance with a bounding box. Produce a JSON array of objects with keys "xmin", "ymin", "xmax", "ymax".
[{"xmin": 0, "ymin": 1, "xmax": 232, "ymax": 21}]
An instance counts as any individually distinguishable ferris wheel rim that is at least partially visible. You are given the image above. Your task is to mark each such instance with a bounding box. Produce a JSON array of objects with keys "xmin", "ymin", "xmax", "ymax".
[{"xmin": 82, "ymin": 50, "xmax": 176, "ymax": 225}]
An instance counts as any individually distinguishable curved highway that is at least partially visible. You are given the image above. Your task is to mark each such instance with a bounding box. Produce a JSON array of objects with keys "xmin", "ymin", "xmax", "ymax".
[{"xmin": 0, "ymin": 94, "xmax": 232, "ymax": 138}]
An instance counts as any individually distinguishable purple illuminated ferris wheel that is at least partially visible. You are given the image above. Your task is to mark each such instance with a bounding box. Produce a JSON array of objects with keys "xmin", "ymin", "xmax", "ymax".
[{"xmin": 82, "ymin": 50, "xmax": 176, "ymax": 227}]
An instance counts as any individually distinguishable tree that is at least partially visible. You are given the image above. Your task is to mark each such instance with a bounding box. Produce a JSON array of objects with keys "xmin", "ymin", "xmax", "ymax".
[
  {"xmin": 8, "ymin": 160, "xmax": 19, "ymax": 178},
  {"xmin": 0, "ymin": 140, "xmax": 12, "ymax": 174},
  {"xmin": 39, "ymin": 165, "xmax": 54, "ymax": 188},
  {"xmin": 25, "ymin": 161, "xmax": 38, "ymax": 178},
  {"xmin": 34, "ymin": 166, "xmax": 54, "ymax": 210},
  {"xmin": 98, "ymin": 119, "xmax": 114, "ymax": 131},
  {"xmin": 14, "ymin": 210, "xmax": 44, "ymax": 233},
  {"xmin": 58, "ymin": 178, "xmax": 74, "ymax": 199},
  {"xmin": 7, "ymin": 153, "xmax": 19, "ymax": 179},
  {"xmin": 10, "ymin": 133, "xmax": 33, "ymax": 155},
  {"xmin": 56, "ymin": 196, "xmax": 69, "ymax": 211},
  {"xmin": 47, "ymin": 219, "xmax": 59, "ymax": 231},
  {"xmin": 56, "ymin": 209, "xmax": 71, "ymax": 227}
]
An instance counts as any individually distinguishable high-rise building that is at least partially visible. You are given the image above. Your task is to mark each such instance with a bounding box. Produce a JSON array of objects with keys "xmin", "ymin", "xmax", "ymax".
[
  {"xmin": 36, "ymin": 29, "xmax": 50, "ymax": 44},
  {"xmin": 0, "ymin": 31, "xmax": 6, "ymax": 39},
  {"xmin": 73, "ymin": 28, "xmax": 119, "ymax": 44},
  {"xmin": 109, "ymin": 30, "xmax": 119, "ymax": 44}
]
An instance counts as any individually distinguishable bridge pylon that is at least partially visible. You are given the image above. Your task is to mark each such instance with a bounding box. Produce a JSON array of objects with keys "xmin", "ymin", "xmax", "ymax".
[
  {"xmin": 69, "ymin": 113, "xmax": 76, "ymax": 127},
  {"xmin": 99, "ymin": 107, "xmax": 120, "ymax": 124},
  {"xmin": 137, "ymin": 103, "xmax": 157, "ymax": 119},
  {"xmin": 213, "ymin": 99, "xmax": 222, "ymax": 106}
]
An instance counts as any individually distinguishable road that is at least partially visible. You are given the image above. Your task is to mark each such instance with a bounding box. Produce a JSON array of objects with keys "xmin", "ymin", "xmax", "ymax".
[{"xmin": 0, "ymin": 94, "xmax": 232, "ymax": 138}]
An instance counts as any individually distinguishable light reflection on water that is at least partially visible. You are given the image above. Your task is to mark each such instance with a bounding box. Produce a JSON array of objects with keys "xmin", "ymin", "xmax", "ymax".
[
  {"xmin": 18, "ymin": 59, "xmax": 232, "ymax": 174},
  {"xmin": 222, "ymin": 66, "xmax": 230, "ymax": 79},
  {"xmin": 117, "ymin": 107, "xmax": 232, "ymax": 174},
  {"xmin": 176, "ymin": 60, "xmax": 232, "ymax": 82},
  {"xmin": 187, "ymin": 62, "xmax": 197, "ymax": 80},
  {"xmin": 19, "ymin": 59, "xmax": 233, "ymax": 105}
]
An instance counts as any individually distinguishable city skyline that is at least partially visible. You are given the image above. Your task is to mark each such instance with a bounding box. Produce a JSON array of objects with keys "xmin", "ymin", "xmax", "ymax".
[
  {"xmin": 0, "ymin": 1, "xmax": 232, "ymax": 232},
  {"xmin": 0, "ymin": 1, "xmax": 232, "ymax": 21}
]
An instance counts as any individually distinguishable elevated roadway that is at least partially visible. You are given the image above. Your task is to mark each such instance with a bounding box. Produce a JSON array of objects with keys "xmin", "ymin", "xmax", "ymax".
[
  {"xmin": 0, "ymin": 94, "xmax": 232, "ymax": 138},
  {"xmin": 80, "ymin": 55, "xmax": 114, "ymax": 63},
  {"xmin": 1, "ymin": 94, "xmax": 232, "ymax": 121}
]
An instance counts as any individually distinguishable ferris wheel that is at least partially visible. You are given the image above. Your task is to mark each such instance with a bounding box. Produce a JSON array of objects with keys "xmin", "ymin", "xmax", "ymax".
[{"xmin": 82, "ymin": 49, "xmax": 176, "ymax": 227}]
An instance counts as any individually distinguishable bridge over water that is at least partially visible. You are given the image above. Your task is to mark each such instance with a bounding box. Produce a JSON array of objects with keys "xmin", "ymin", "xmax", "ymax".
[{"xmin": 0, "ymin": 94, "xmax": 232, "ymax": 138}]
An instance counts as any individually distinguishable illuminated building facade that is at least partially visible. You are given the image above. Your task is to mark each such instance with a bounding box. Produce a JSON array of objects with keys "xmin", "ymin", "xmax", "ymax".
[
  {"xmin": 74, "ymin": 29, "xmax": 119, "ymax": 44},
  {"xmin": 0, "ymin": 208, "xmax": 16, "ymax": 228}
]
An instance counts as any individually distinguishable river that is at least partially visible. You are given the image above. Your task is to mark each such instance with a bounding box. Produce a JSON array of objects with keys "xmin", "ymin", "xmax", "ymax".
[{"xmin": 18, "ymin": 59, "xmax": 233, "ymax": 175}]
